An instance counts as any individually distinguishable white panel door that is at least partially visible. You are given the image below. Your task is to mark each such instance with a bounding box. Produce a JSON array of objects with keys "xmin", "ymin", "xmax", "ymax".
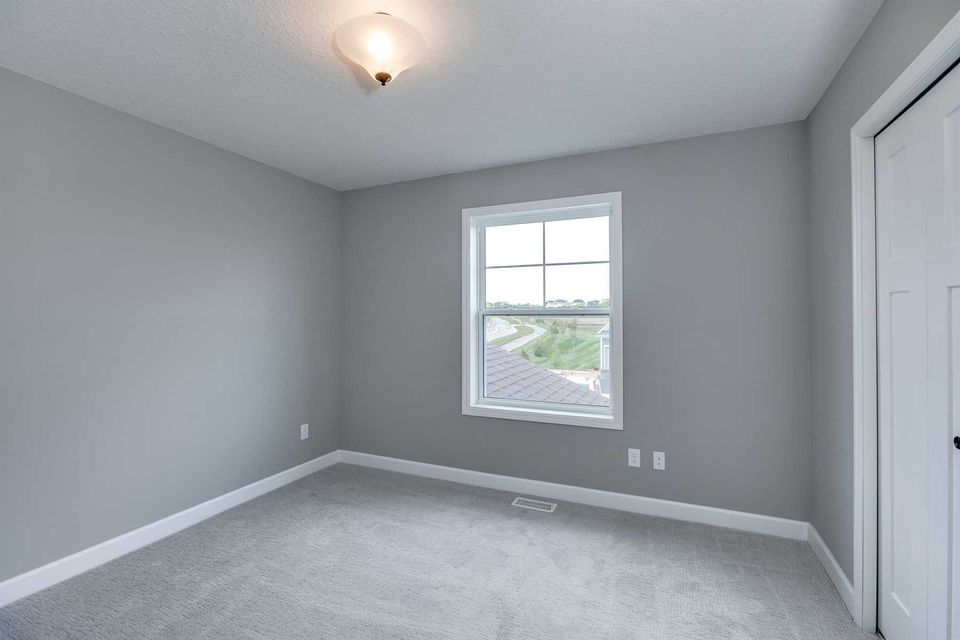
[{"xmin": 877, "ymin": 62, "xmax": 960, "ymax": 640}]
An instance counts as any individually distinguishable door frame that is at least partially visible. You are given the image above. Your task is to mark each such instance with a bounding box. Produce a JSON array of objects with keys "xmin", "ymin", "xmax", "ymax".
[{"xmin": 851, "ymin": 10, "xmax": 960, "ymax": 633}]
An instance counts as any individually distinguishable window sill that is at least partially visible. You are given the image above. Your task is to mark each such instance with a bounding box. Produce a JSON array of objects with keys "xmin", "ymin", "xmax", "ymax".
[{"xmin": 463, "ymin": 402, "xmax": 622, "ymax": 430}]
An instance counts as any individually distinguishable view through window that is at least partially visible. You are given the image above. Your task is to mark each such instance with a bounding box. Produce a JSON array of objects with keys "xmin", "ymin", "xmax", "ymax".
[{"xmin": 481, "ymin": 214, "xmax": 611, "ymax": 408}]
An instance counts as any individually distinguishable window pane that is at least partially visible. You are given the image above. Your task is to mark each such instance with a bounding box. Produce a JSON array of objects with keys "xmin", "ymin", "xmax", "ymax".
[
  {"xmin": 485, "ymin": 266, "xmax": 543, "ymax": 307},
  {"xmin": 544, "ymin": 263, "xmax": 609, "ymax": 307},
  {"xmin": 545, "ymin": 216, "xmax": 608, "ymax": 264},
  {"xmin": 485, "ymin": 222, "xmax": 542, "ymax": 267},
  {"xmin": 484, "ymin": 315, "xmax": 610, "ymax": 407}
]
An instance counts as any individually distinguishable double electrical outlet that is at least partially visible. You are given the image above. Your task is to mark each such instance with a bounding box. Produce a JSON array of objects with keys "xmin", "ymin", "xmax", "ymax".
[{"xmin": 628, "ymin": 448, "xmax": 665, "ymax": 470}]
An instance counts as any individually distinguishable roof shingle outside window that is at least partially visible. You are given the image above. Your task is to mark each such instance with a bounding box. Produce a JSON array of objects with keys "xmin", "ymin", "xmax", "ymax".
[{"xmin": 483, "ymin": 345, "xmax": 609, "ymax": 407}]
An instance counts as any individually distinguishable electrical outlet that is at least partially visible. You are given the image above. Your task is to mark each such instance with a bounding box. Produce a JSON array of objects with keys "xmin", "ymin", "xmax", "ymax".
[
  {"xmin": 628, "ymin": 448, "xmax": 642, "ymax": 468},
  {"xmin": 300, "ymin": 424, "xmax": 309, "ymax": 440},
  {"xmin": 653, "ymin": 451, "xmax": 665, "ymax": 470}
]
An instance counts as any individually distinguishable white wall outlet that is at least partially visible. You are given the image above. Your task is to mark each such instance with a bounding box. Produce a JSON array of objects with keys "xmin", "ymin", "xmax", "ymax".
[
  {"xmin": 628, "ymin": 448, "xmax": 642, "ymax": 468},
  {"xmin": 653, "ymin": 451, "xmax": 666, "ymax": 470},
  {"xmin": 300, "ymin": 424, "xmax": 309, "ymax": 440}
]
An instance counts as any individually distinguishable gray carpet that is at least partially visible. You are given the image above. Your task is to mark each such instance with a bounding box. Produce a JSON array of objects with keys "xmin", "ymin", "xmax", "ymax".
[{"xmin": 0, "ymin": 464, "xmax": 870, "ymax": 639}]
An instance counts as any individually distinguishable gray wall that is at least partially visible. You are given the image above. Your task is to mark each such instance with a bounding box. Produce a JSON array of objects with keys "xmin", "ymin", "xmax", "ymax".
[
  {"xmin": 0, "ymin": 68, "xmax": 341, "ymax": 582},
  {"xmin": 12, "ymin": 0, "xmax": 955, "ymax": 583},
  {"xmin": 341, "ymin": 122, "xmax": 813, "ymax": 521},
  {"xmin": 806, "ymin": 0, "xmax": 960, "ymax": 581}
]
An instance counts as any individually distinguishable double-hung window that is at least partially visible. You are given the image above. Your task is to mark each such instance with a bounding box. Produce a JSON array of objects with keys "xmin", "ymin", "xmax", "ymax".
[{"xmin": 462, "ymin": 192, "xmax": 622, "ymax": 429}]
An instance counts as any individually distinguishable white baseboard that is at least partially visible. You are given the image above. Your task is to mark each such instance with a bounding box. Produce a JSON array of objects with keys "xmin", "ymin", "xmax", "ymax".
[
  {"xmin": 2, "ymin": 448, "xmax": 854, "ymax": 625},
  {"xmin": 807, "ymin": 524, "xmax": 857, "ymax": 619},
  {"xmin": 342, "ymin": 451, "xmax": 864, "ymax": 617},
  {"xmin": 338, "ymin": 450, "xmax": 810, "ymax": 540},
  {"xmin": 0, "ymin": 450, "xmax": 341, "ymax": 608}
]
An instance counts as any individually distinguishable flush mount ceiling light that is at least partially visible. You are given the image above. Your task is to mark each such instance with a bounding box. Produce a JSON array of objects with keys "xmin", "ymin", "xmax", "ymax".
[{"xmin": 334, "ymin": 12, "xmax": 426, "ymax": 86}]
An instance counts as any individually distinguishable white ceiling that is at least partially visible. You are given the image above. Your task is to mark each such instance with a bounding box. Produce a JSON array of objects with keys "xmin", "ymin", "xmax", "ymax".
[{"xmin": 0, "ymin": 1, "xmax": 882, "ymax": 190}]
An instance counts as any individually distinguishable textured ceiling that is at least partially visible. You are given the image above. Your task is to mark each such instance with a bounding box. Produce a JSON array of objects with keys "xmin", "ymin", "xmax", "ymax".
[{"xmin": 0, "ymin": 1, "xmax": 882, "ymax": 190}]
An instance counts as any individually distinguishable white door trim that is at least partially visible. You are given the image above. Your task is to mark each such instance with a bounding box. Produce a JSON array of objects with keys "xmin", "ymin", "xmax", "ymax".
[{"xmin": 850, "ymin": 10, "xmax": 960, "ymax": 632}]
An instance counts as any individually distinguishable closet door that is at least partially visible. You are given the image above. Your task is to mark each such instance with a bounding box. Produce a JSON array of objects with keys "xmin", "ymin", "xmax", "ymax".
[{"xmin": 876, "ymin": 62, "xmax": 960, "ymax": 640}]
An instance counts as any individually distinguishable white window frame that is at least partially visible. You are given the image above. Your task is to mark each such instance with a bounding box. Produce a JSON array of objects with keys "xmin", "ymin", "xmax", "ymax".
[{"xmin": 461, "ymin": 192, "xmax": 623, "ymax": 430}]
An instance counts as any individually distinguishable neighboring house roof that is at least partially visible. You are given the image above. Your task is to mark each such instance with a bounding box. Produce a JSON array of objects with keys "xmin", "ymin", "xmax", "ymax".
[{"xmin": 484, "ymin": 345, "xmax": 609, "ymax": 407}]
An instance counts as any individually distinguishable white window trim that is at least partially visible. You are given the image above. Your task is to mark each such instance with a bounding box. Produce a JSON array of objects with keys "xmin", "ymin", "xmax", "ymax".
[{"xmin": 461, "ymin": 192, "xmax": 623, "ymax": 430}]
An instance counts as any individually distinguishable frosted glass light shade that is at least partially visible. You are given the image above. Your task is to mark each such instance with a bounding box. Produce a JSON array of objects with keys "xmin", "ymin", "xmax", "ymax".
[{"xmin": 334, "ymin": 13, "xmax": 426, "ymax": 86}]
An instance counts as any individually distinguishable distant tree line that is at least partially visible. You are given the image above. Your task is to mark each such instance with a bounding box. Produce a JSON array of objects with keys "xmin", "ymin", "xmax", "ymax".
[{"xmin": 486, "ymin": 298, "xmax": 609, "ymax": 309}]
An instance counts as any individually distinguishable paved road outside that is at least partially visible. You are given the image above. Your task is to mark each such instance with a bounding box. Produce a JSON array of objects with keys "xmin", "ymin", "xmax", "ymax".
[
  {"xmin": 497, "ymin": 324, "xmax": 545, "ymax": 352},
  {"xmin": 485, "ymin": 317, "xmax": 517, "ymax": 341}
]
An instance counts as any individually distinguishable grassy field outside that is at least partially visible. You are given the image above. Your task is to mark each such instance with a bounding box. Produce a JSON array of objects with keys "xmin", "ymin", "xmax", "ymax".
[{"xmin": 518, "ymin": 320, "xmax": 601, "ymax": 370}]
